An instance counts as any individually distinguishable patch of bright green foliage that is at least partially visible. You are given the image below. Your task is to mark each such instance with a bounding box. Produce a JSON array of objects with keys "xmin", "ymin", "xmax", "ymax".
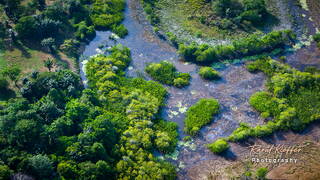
[
  {"xmin": 207, "ymin": 138, "xmax": 229, "ymax": 154},
  {"xmin": 184, "ymin": 98, "xmax": 220, "ymax": 136},
  {"xmin": 199, "ymin": 67, "xmax": 220, "ymax": 80},
  {"xmin": 208, "ymin": 57, "xmax": 320, "ymax": 153},
  {"xmin": 145, "ymin": 61, "xmax": 191, "ymax": 88}
]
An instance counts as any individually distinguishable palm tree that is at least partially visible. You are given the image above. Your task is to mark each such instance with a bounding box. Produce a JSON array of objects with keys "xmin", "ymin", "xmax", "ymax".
[{"xmin": 44, "ymin": 58, "xmax": 54, "ymax": 72}]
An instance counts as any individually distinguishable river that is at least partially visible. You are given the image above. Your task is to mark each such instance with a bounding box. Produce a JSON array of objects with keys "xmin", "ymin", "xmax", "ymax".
[{"xmin": 79, "ymin": 0, "xmax": 320, "ymax": 179}]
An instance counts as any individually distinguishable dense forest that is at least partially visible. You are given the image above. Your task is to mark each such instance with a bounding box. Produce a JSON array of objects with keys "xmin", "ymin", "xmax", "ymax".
[{"xmin": 0, "ymin": 45, "xmax": 178, "ymax": 179}]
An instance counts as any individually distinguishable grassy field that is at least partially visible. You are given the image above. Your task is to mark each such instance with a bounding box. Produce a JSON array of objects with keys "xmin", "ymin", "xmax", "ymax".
[{"xmin": 152, "ymin": 0, "xmax": 286, "ymax": 45}]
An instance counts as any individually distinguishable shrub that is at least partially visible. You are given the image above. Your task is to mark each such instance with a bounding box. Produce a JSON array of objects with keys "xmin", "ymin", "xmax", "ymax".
[
  {"xmin": 313, "ymin": 33, "xmax": 320, "ymax": 42},
  {"xmin": 145, "ymin": 61, "xmax": 191, "ymax": 87},
  {"xmin": 207, "ymin": 139, "xmax": 229, "ymax": 154},
  {"xmin": 249, "ymin": 91, "xmax": 282, "ymax": 118},
  {"xmin": 199, "ymin": 67, "xmax": 220, "ymax": 80},
  {"xmin": 256, "ymin": 167, "xmax": 268, "ymax": 179},
  {"xmin": 184, "ymin": 98, "xmax": 220, "ymax": 135},
  {"xmin": 74, "ymin": 21, "xmax": 96, "ymax": 41},
  {"xmin": 60, "ymin": 39, "xmax": 80, "ymax": 57},
  {"xmin": 112, "ymin": 24, "xmax": 128, "ymax": 38}
]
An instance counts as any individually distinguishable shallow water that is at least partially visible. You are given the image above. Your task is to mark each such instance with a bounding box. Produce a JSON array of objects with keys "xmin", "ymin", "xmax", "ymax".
[{"xmin": 79, "ymin": 0, "xmax": 319, "ymax": 179}]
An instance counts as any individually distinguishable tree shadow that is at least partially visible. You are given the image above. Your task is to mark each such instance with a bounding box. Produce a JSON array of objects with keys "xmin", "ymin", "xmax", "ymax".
[
  {"xmin": 0, "ymin": 89, "xmax": 16, "ymax": 101},
  {"xmin": 13, "ymin": 41, "xmax": 31, "ymax": 58}
]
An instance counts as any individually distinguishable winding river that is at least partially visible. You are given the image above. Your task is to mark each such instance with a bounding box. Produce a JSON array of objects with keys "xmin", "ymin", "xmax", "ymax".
[{"xmin": 79, "ymin": 0, "xmax": 320, "ymax": 179}]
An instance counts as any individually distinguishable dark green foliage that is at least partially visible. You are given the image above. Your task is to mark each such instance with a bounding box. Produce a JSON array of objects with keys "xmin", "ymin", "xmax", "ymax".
[
  {"xmin": 199, "ymin": 67, "xmax": 220, "ymax": 80},
  {"xmin": 178, "ymin": 30, "xmax": 295, "ymax": 64},
  {"xmin": 1, "ymin": 66, "xmax": 21, "ymax": 88},
  {"xmin": 314, "ymin": 33, "xmax": 320, "ymax": 48},
  {"xmin": 28, "ymin": 154, "xmax": 54, "ymax": 179},
  {"xmin": 145, "ymin": 61, "xmax": 191, "ymax": 88},
  {"xmin": 15, "ymin": 16, "xmax": 38, "ymax": 39},
  {"xmin": 141, "ymin": 0, "xmax": 160, "ymax": 25},
  {"xmin": 60, "ymin": 39, "xmax": 81, "ymax": 57},
  {"xmin": 184, "ymin": 98, "xmax": 220, "ymax": 135},
  {"xmin": 207, "ymin": 138, "xmax": 229, "ymax": 154},
  {"xmin": 212, "ymin": 0, "xmax": 267, "ymax": 25},
  {"xmin": 74, "ymin": 21, "xmax": 96, "ymax": 41},
  {"xmin": 20, "ymin": 70, "xmax": 82, "ymax": 101}
]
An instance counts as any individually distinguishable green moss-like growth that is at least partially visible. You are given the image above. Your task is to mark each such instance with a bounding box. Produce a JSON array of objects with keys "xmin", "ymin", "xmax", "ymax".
[
  {"xmin": 145, "ymin": 61, "xmax": 191, "ymax": 88},
  {"xmin": 207, "ymin": 138, "xmax": 229, "ymax": 154},
  {"xmin": 184, "ymin": 98, "xmax": 220, "ymax": 136},
  {"xmin": 199, "ymin": 67, "xmax": 220, "ymax": 80},
  {"xmin": 314, "ymin": 33, "xmax": 320, "ymax": 48}
]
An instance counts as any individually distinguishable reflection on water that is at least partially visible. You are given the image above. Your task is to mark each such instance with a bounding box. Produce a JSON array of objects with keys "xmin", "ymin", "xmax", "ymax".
[{"xmin": 79, "ymin": 0, "xmax": 319, "ymax": 179}]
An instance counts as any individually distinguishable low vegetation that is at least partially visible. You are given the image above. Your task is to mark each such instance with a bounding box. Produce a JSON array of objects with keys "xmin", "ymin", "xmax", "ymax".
[
  {"xmin": 314, "ymin": 33, "xmax": 320, "ymax": 48},
  {"xmin": 199, "ymin": 67, "xmax": 220, "ymax": 80},
  {"xmin": 208, "ymin": 57, "xmax": 320, "ymax": 153},
  {"xmin": 145, "ymin": 61, "xmax": 191, "ymax": 88},
  {"xmin": 207, "ymin": 138, "xmax": 229, "ymax": 154},
  {"xmin": 178, "ymin": 30, "xmax": 296, "ymax": 65},
  {"xmin": 184, "ymin": 98, "xmax": 220, "ymax": 136}
]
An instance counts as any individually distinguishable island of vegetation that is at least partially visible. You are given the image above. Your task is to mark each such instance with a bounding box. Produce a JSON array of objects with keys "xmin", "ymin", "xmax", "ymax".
[
  {"xmin": 208, "ymin": 57, "xmax": 320, "ymax": 153},
  {"xmin": 145, "ymin": 61, "xmax": 191, "ymax": 88},
  {"xmin": 199, "ymin": 67, "xmax": 220, "ymax": 80},
  {"xmin": 184, "ymin": 98, "xmax": 220, "ymax": 136}
]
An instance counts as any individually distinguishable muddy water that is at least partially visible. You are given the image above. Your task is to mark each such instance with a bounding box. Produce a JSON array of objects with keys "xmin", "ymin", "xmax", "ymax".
[{"xmin": 80, "ymin": 0, "xmax": 320, "ymax": 179}]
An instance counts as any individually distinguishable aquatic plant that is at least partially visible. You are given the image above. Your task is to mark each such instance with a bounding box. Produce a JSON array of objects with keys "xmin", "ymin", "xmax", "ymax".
[{"xmin": 184, "ymin": 98, "xmax": 220, "ymax": 136}]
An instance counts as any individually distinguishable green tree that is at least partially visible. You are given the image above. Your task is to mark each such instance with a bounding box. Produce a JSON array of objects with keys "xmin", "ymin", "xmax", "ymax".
[
  {"xmin": 0, "ymin": 164, "xmax": 13, "ymax": 180},
  {"xmin": 57, "ymin": 161, "xmax": 78, "ymax": 180},
  {"xmin": 1, "ymin": 66, "xmax": 21, "ymax": 88},
  {"xmin": 28, "ymin": 154, "xmax": 54, "ymax": 178},
  {"xmin": 15, "ymin": 16, "xmax": 38, "ymax": 39},
  {"xmin": 44, "ymin": 58, "xmax": 54, "ymax": 72}
]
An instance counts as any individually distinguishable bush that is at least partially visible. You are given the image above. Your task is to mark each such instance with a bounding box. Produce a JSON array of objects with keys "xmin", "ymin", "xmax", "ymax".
[
  {"xmin": 207, "ymin": 139, "xmax": 229, "ymax": 154},
  {"xmin": 74, "ymin": 21, "xmax": 96, "ymax": 41},
  {"xmin": 313, "ymin": 33, "xmax": 320, "ymax": 42},
  {"xmin": 184, "ymin": 98, "xmax": 220, "ymax": 135},
  {"xmin": 256, "ymin": 167, "xmax": 268, "ymax": 179},
  {"xmin": 145, "ymin": 61, "xmax": 191, "ymax": 88},
  {"xmin": 60, "ymin": 39, "xmax": 80, "ymax": 57},
  {"xmin": 112, "ymin": 24, "xmax": 128, "ymax": 38},
  {"xmin": 199, "ymin": 67, "xmax": 220, "ymax": 80}
]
